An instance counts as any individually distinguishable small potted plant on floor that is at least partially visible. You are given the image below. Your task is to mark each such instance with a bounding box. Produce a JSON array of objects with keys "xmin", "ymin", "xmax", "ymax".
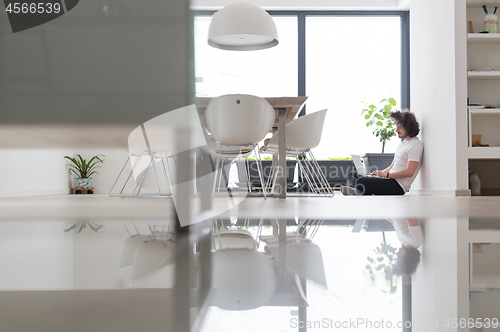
[
  {"xmin": 361, "ymin": 96, "xmax": 397, "ymax": 172},
  {"xmin": 64, "ymin": 154, "xmax": 105, "ymax": 194}
]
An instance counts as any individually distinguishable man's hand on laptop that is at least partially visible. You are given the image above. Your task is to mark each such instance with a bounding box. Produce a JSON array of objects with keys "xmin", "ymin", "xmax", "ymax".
[{"xmin": 369, "ymin": 170, "xmax": 388, "ymax": 178}]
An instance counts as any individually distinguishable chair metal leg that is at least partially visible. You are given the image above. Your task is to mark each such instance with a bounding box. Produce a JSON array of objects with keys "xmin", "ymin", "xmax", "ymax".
[
  {"xmin": 265, "ymin": 156, "xmax": 277, "ymax": 196},
  {"xmin": 109, "ymin": 154, "xmax": 131, "ymax": 196},
  {"xmin": 212, "ymin": 149, "xmax": 222, "ymax": 194},
  {"xmin": 161, "ymin": 156, "xmax": 175, "ymax": 197},
  {"xmin": 254, "ymin": 146, "xmax": 267, "ymax": 199},
  {"xmin": 244, "ymin": 158, "xmax": 252, "ymax": 192},
  {"xmin": 151, "ymin": 154, "xmax": 163, "ymax": 196},
  {"xmin": 298, "ymin": 157, "xmax": 319, "ymax": 195},
  {"xmin": 303, "ymin": 157, "xmax": 322, "ymax": 194},
  {"xmin": 308, "ymin": 150, "xmax": 334, "ymax": 196},
  {"xmin": 119, "ymin": 151, "xmax": 146, "ymax": 197},
  {"xmin": 135, "ymin": 155, "xmax": 154, "ymax": 196}
]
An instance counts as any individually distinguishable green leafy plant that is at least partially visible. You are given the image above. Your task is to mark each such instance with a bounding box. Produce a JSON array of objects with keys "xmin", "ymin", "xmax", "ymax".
[
  {"xmin": 64, "ymin": 154, "xmax": 105, "ymax": 179},
  {"xmin": 64, "ymin": 219, "xmax": 105, "ymax": 233},
  {"xmin": 318, "ymin": 157, "xmax": 353, "ymax": 161},
  {"xmin": 364, "ymin": 239, "xmax": 398, "ymax": 297},
  {"xmin": 361, "ymin": 97, "xmax": 397, "ymax": 153}
]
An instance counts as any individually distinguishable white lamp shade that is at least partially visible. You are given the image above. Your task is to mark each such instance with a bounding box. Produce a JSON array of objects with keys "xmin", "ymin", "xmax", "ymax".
[{"xmin": 208, "ymin": 3, "xmax": 279, "ymax": 51}]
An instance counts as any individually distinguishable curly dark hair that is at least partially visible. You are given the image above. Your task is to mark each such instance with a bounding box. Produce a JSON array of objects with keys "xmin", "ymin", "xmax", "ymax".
[
  {"xmin": 392, "ymin": 246, "xmax": 421, "ymax": 276},
  {"xmin": 389, "ymin": 109, "xmax": 420, "ymax": 138}
]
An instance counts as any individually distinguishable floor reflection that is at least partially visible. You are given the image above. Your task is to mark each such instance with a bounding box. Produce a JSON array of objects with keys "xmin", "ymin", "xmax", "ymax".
[{"xmin": 0, "ymin": 217, "xmax": 430, "ymax": 331}]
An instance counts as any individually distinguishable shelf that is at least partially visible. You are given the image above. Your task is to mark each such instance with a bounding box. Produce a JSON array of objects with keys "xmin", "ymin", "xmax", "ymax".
[
  {"xmin": 469, "ymin": 108, "xmax": 500, "ymax": 114},
  {"xmin": 467, "ymin": 0, "xmax": 500, "ymax": 8},
  {"xmin": 468, "ymin": 33, "xmax": 500, "ymax": 43},
  {"xmin": 470, "ymin": 276, "xmax": 500, "ymax": 289},
  {"xmin": 468, "ymin": 71, "xmax": 500, "ymax": 79},
  {"xmin": 467, "ymin": 147, "xmax": 500, "ymax": 158}
]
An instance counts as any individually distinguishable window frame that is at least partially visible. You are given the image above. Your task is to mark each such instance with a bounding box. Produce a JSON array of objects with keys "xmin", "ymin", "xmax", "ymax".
[{"xmin": 193, "ymin": 10, "xmax": 410, "ymax": 114}]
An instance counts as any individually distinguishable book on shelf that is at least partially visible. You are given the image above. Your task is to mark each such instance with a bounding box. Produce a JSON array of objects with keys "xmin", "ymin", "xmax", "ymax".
[{"xmin": 467, "ymin": 104, "xmax": 485, "ymax": 109}]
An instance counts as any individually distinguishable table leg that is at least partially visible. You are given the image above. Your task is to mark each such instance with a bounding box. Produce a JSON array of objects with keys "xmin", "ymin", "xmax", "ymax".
[
  {"xmin": 278, "ymin": 218, "xmax": 287, "ymax": 292},
  {"xmin": 278, "ymin": 108, "xmax": 286, "ymax": 198}
]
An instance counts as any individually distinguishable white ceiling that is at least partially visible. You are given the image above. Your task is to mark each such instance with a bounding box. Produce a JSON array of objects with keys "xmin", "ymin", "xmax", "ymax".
[{"xmin": 191, "ymin": 0, "xmax": 410, "ymax": 11}]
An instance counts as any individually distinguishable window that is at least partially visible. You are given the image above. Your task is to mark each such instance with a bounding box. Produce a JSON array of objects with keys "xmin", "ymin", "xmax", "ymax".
[
  {"xmin": 194, "ymin": 16, "xmax": 298, "ymax": 97},
  {"xmin": 306, "ymin": 16, "xmax": 402, "ymax": 158},
  {"xmin": 194, "ymin": 12, "xmax": 407, "ymax": 159}
]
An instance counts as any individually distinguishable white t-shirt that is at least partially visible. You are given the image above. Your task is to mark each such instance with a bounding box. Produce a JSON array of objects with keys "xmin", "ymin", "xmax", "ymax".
[
  {"xmin": 391, "ymin": 136, "xmax": 424, "ymax": 193},
  {"xmin": 393, "ymin": 219, "xmax": 424, "ymax": 248}
]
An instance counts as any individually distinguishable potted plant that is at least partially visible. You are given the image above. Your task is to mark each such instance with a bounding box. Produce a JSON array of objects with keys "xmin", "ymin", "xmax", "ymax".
[
  {"xmin": 361, "ymin": 96, "xmax": 397, "ymax": 172},
  {"xmin": 64, "ymin": 154, "xmax": 105, "ymax": 191},
  {"xmin": 64, "ymin": 219, "xmax": 105, "ymax": 233},
  {"xmin": 364, "ymin": 237, "xmax": 398, "ymax": 298}
]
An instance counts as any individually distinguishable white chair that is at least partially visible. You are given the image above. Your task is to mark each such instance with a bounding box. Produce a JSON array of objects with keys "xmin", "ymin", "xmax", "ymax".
[
  {"xmin": 259, "ymin": 109, "xmax": 333, "ymax": 196},
  {"xmin": 109, "ymin": 105, "xmax": 204, "ymax": 197},
  {"xmin": 205, "ymin": 94, "xmax": 275, "ymax": 195}
]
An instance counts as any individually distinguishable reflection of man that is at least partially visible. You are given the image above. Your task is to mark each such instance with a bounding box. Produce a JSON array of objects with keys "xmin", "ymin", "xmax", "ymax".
[
  {"xmin": 388, "ymin": 218, "xmax": 424, "ymax": 276},
  {"xmin": 341, "ymin": 109, "xmax": 423, "ymax": 195}
]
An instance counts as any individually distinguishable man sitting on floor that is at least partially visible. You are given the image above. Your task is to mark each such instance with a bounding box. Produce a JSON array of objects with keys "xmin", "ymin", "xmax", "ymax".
[{"xmin": 341, "ymin": 109, "xmax": 423, "ymax": 195}]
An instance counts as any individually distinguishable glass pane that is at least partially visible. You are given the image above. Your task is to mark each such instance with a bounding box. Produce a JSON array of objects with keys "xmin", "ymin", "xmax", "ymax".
[
  {"xmin": 195, "ymin": 16, "xmax": 298, "ymax": 97},
  {"xmin": 306, "ymin": 16, "xmax": 402, "ymax": 159}
]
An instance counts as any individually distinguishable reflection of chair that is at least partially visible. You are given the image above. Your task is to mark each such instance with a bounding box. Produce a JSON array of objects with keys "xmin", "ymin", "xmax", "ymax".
[
  {"xmin": 261, "ymin": 218, "xmax": 328, "ymax": 288},
  {"xmin": 259, "ymin": 109, "xmax": 333, "ymax": 196},
  {"xmin": 117, "ymin": 221, "xmax": 176, "ymax": 288},
  {"xmin": 205, "ymin": 94, "xmax": 275, "ymax": 195},
  {"xmin": 211, "ymin": 249, "xmax": 276, "ymax": 310}
]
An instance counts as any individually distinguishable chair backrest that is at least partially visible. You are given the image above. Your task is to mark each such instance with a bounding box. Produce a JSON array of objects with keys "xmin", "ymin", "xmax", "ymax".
[
  {"xmin": 268, "ymin": 109, "xmax": 327, "ymax": 150},
  {"xmin": 205, "ymin": 94, "xmax": 275, "ymax": 145}
]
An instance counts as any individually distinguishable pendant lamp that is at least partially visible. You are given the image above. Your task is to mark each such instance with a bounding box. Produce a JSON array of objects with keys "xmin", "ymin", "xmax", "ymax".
[{"xmin": 208, "ymin": 3, "xmax": 279, "ymax": 51}]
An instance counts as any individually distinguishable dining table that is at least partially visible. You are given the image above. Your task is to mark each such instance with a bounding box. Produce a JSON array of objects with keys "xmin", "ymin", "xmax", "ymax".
[{"xmin": 196, "ymin": 96, "xmax": 308, "ymax": 198}]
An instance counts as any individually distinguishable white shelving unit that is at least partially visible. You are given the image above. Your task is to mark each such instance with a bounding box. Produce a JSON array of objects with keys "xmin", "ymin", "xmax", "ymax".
[
  {"xmin": 467, "ymin": 71, "xmax": 500, "ymax": 79},
  {"xmin": 468, "ymin": 146, "xmax": 500, "ymax": 158},
  {"xmin": 468, "ymin": 33, "xmax": 500, "ymax": 43},
  {"xmin": 468, "ymin": 109, "xmax": 500, "ymax": 147},
  {"xmin": 467, "ymin": 6, "xmax": 500, "ymax": 196}
]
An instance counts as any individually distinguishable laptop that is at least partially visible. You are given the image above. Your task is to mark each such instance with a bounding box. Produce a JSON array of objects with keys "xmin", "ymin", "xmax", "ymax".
[
  {"xmin": 351, "ymin": 154, "xmax": 390, "ymax": 179},
  {"xmin": 351, "ymin": 154, "xmax": 368, "ymax": 176}
]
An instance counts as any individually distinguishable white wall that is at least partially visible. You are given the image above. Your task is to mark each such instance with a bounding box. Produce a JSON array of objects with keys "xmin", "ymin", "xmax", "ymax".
[
  {"xmin": 0, "ymin": 149, "xmax": 73, "ymax": 197},
  {"xmin": 410, "ymin": 0, "xmax": 468, "ymax": 195},
  {"xmin": 412, "ymin": 217, "xmax": 469, "ymax": 332},
  {"xmin": 0, "ymin": 148, "xmax": 129, "ymax": 197}
]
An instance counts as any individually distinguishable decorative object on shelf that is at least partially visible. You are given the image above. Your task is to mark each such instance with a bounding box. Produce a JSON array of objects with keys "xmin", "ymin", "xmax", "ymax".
[
  {"xmin": 471, "ymin": 134, "xmax": 490, "ymax": 147},
  {"xmin": 469, "ymin": 168, "xmax": 482, "ymax": 196},
  {"xmin": 207, "ymin": 2, "xmax": 279, "ymax": 51},
  {"xmin": 469, "ymin": 20, "xmax": 474, "ymax": 33},
  {"xmin": 361, "ymin": 96, "xmax": 397, "ymax": 153},
  {"xmin": 483, "ymin": 5, "xmax": 498, "ymax": 33},
  {"xmin": 472, "ymin": 134, "xmax": 483, "ymax": 146},
  {"xmin": 64, "ymin": 154, "xmax": 105, "ymax": 190}
]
